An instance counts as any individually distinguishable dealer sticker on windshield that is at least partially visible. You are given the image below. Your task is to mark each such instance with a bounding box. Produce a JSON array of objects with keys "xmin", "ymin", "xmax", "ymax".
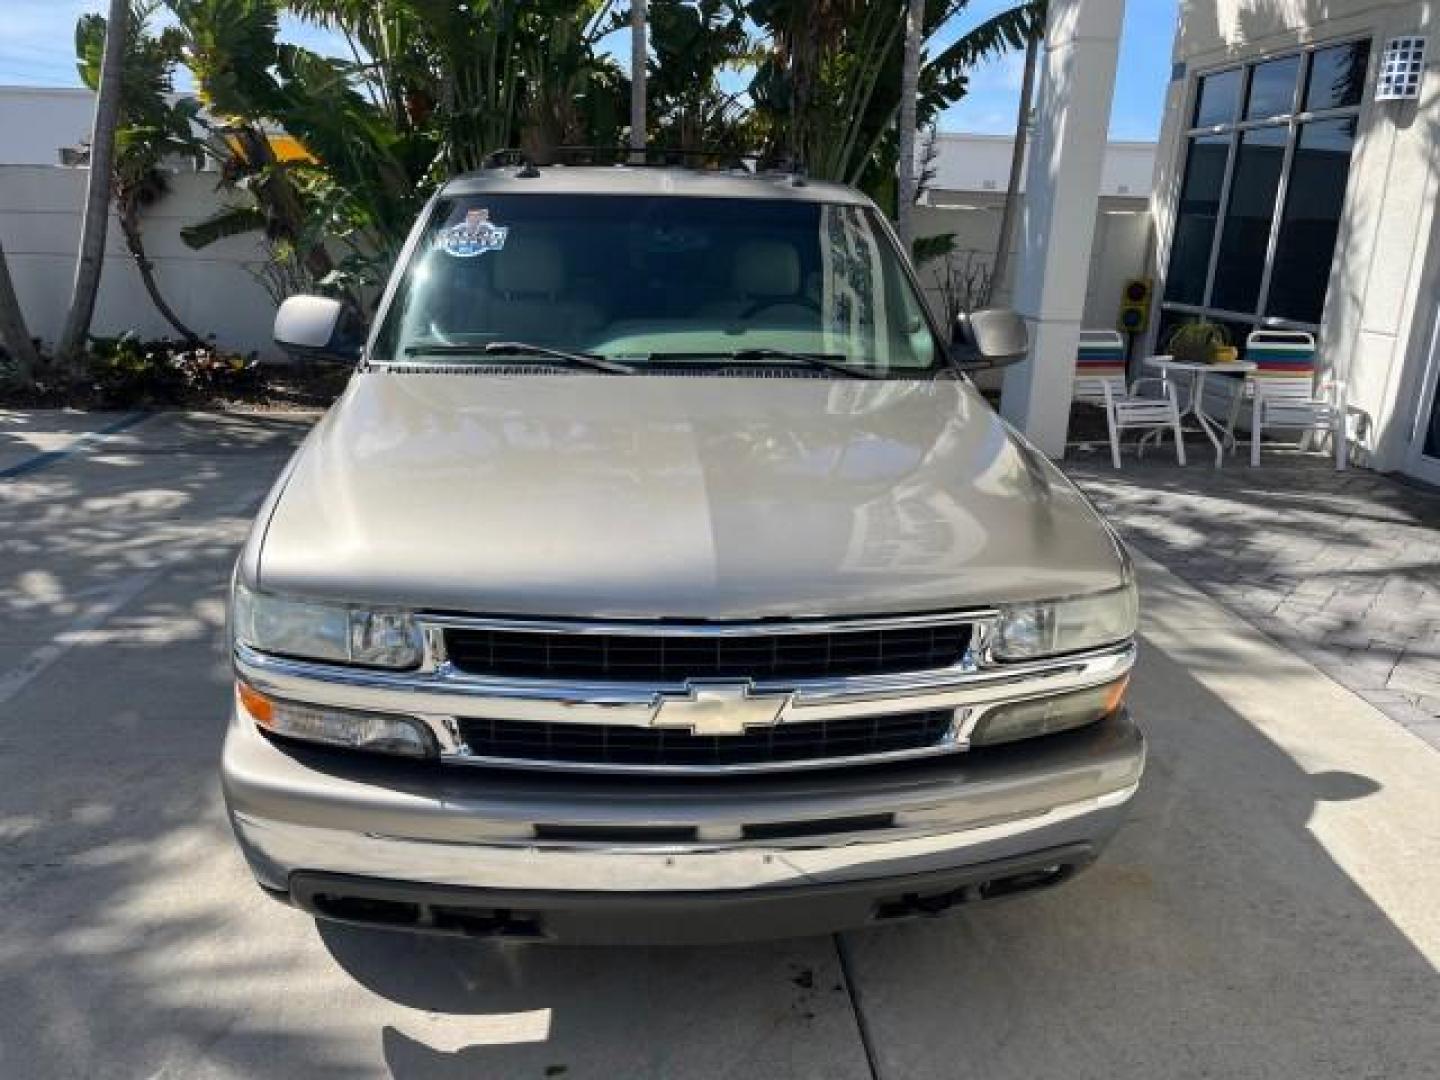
[{"xmin": 438, "ymin": 209, "xmax": 509, "ymax": 257}]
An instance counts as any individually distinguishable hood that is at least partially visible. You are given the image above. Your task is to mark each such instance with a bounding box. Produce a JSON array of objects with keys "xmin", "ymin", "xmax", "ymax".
[{"xmin": 251, "ymin": 371, "xmax": 1125, "ymax": 619}]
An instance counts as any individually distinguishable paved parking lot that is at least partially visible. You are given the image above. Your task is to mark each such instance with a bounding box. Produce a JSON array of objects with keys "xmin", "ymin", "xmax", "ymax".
[
  {"xmin": 1067, "ymin": 447, "xmax": 1440, "ymax": 750},
  {"xmin": 1, "ymin": 410, "xmax": 1438, "ymax": 1079}
]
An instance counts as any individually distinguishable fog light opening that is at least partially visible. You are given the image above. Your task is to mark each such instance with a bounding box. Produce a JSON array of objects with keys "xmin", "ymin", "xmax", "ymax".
[{"xmin": 977, "ymin": 864, "xmax": 1071, "ymax": 900}]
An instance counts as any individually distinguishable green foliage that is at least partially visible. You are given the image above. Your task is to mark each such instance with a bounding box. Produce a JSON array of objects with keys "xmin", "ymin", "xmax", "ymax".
[
  {"xmin": 747, "ymin": 0, "xmax": 1044, "ymax": 195},
  {"xmin": 912, "ymin": 232, "xmax": 956, "ymax": 269},
  {"xmin": 154, "ymin": 0, "xmax": 1041, "ymax": 302},
  {"xmin": 180, "ymin": 203, "xmax": 268, "ymax": 249},
  {"xmin": 647, "ymin": 0, "xmax": 754, "ymax": 151},
  {"xmin": 75, "ymin": 4, "xmax": 204, "ymax": 200}
]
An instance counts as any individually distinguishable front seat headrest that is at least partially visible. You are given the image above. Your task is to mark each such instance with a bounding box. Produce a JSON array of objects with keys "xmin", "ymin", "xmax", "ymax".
[
  {"xmin": 493, "ymin": 236, "xmax": 565, "ymax": 295},
  {"xmin": 732, "ymin": 240, "xmax": 801, "ymax": 298}
]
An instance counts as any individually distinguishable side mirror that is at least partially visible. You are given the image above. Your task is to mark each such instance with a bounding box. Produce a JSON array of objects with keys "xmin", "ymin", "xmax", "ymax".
[
  {"xmin": 273, "ymin": 295, "xmax": 363, "ymax": 362},
  {"xmin": 949, "ymin": 308, "xmax": 1029, "ymax": 370}
]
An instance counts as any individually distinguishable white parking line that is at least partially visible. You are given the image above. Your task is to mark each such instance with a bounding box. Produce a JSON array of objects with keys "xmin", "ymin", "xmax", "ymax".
[{"xmin": 0, "ymin": 570, "xmax": 164, "ymax": 708}]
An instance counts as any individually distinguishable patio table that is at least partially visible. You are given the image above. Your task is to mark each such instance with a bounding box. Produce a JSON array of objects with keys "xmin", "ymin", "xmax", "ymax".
[{"xmin": 1142, "ymin": 357, "xmax": 1257, "ymax": 468}]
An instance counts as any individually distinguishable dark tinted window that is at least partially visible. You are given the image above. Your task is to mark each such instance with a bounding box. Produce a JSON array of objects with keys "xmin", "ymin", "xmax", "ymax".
[
  {"xmin": 1210, "ymin": 126, "xmax": 1288, "ymax": 314},
  {"xmin": 1266, "ymin": 118, "xmax": 1357, "ymax": 323},
  {"xmin": 1425, "ymin": 379, "xmax": 1440, "ymax": 459},
  {"xmin": 1164, "ymin": 135, "xmax": 1231, "ymax": 304},
  {"xmin": 1193, "ymin": 68, "xmax": 1243, "ymax": 127},
  {"xmin": 1305, "ymin": 41, "xmax": 1370, "ymax": 111},
  {"xmin": 1245, "ymin": 55, "xmax": 1303, "ymax": 119}
]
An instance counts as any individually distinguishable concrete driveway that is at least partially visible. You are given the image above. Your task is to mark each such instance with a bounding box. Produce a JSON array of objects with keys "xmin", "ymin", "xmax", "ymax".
[{"xmin": 1, "ymin": 410, "xmax": 1437, "ymax": 1079}]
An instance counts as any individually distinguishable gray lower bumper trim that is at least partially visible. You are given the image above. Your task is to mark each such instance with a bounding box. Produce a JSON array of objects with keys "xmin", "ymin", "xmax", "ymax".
[{"xmin": 288, "ymin": 843, "xmax": 1096, "ymax": 944}]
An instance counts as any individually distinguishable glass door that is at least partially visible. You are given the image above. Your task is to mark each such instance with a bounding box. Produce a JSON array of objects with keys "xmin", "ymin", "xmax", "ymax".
[{"xmin": 1408, "ymin": 309, "xmax": 1440, "ymax": 484}]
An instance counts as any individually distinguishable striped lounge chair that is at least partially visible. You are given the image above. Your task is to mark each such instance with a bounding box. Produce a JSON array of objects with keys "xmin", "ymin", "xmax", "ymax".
[
  {"xmin": 1243, "ymin": 330, "xmax": 1347, "ymax": 469},
  {"xmin": 1074, "ymin": 330, "xmax": 1185, "ymax": 469}
]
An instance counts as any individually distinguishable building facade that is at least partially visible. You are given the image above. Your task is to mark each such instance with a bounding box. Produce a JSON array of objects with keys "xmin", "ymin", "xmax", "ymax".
[{"xmin": 1152, "ymin": 0, "xmax": 1440, "ymax": 481}]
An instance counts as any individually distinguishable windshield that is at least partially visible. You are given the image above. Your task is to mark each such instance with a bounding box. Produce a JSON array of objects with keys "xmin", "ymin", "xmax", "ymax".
[{"xmin": 372, "ymin": 194, "xmax": 941, "ymax": 375}]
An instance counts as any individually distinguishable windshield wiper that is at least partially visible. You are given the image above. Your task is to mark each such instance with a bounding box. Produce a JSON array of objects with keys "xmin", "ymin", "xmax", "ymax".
[
  {"xmin": 401, "ymin": 341, "xmax": 636, "ymax": 375},
  {"xmin": 663, "ymin": 348, "xmax": 881, "ymax": 380}
]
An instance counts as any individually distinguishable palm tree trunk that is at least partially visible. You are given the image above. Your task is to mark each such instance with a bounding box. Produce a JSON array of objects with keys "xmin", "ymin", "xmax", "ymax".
[
  {"xmin": 56, "ymin": 0, "xmax": 128, "ymax": 364},
  {"xmin": 895, "ymin": 0, "xmax": 925, "ymax": 253},
  {"xmin": 0, "ymin": 235, "xmax": 41, "ymax": 384},
  {"xmin": 118, "ymin": 209, "xmax": 203, "ymax": 346},
  {"xmin": 991, "ymin": 29, "xmax": 1040, "ymax": 306},
  {"xmin": 629, "ymin": 0, "xmax": 647, "ymax": 160},
  {"xmin": 788, "ymin": 6, "xmax": 825, "ymax": 168}
]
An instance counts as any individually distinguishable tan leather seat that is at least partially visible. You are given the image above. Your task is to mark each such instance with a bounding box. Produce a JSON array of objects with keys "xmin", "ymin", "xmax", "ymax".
[
  {"xmin": 700, "ymin": 240, "xmax": 815, "ymax": 324},
  {"xmin": 487, "ymin": 235, "xmax": 604, "ymax": 343}
]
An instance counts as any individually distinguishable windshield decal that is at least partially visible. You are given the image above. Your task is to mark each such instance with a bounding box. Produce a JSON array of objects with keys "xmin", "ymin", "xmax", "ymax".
[{"xmin": 437, "ymin": 208, "xmax": 509, "ymax": 257}]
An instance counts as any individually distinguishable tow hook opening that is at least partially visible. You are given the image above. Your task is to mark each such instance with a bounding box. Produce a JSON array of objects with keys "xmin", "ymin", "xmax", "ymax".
[
  {"xmin": 873, "ymin": 862, "xmax": 1073, "ymax": 921},
  {"xmin": 307, "ymin": 891, "xmax": 545, "ymax": 939}
]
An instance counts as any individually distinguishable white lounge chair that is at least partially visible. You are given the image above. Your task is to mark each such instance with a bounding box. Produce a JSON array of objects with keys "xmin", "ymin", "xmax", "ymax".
[
  {"xmin": 1244, "ymin": 330, "xmax": 1347, "ymax": 470},
  {"xmin": 1074, "ymin": 330, "xmax": 1186, "ymax": 469}
]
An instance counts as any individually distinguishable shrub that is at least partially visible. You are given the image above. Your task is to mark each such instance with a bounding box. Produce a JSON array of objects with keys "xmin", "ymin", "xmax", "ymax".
[
  {"xmin": 86, "ymin": 334, "xmax": 260, "ymax": 407},
  {"xmin": 1164, "ymin": 320, "xmax": 1232, "ymax": 365}
]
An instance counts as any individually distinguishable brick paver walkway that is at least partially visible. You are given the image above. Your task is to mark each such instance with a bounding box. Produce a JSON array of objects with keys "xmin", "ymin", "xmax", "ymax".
[{"xmin": 1064, "ymin": 447, "xmax": 1440, "ymax": 751}]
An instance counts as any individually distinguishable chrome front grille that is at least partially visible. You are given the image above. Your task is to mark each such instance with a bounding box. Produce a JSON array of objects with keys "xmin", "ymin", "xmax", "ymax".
[
  {"xmin": 235, "ymin": 630, "xmax": 1137, "ymax": 778},
  {"xmin": 425, "ymin": 613, "xmax": 982, "ymax": 774},
  {"xmin": 455, "ymin": 710, "xmax": 958, "ymax": 772},
  {"xmin": 442, "ymin": 622, "xmax": 973, "ymax": 682}
]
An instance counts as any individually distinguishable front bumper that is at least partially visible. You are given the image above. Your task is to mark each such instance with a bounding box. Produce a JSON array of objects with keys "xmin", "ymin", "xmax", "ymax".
[{"xmin": 222, "ymin": 706, "xmax": 1144, "ymax": 942}]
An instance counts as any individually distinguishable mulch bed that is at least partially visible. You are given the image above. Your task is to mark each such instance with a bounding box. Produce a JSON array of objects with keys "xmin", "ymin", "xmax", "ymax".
[{"xmin": 0, "ymin": 362, "xmax": 351, "ymax": 412}]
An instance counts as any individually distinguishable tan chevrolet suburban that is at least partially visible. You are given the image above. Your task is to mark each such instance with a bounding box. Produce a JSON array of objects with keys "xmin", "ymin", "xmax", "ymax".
[{"xmin": 221, "ymin": 163, "xmax": 1144, "ymax": 943}]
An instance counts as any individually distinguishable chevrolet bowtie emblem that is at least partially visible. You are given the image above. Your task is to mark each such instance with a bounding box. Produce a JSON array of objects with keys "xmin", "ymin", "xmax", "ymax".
[{"xmin": 651, "ymin": 681, "xmax": 790, "ymax": 736}]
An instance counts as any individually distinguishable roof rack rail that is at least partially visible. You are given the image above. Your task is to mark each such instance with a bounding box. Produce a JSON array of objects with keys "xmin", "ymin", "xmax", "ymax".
[{"xmin": 481, "ymin": 145, "xmax": 806, "ymax": 177}]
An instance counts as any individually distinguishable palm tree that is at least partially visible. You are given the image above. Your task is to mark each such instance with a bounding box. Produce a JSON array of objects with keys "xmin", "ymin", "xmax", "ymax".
[
  {"xmin": 57, "ymin": 0, "xmax": 128, "ymax": 364},
  {"xmin": 630, "ymin": 0, "xmax": 648, "ymax": 158},
  {"xmin": 991, "ymin": 23, "xmax": 1041, "ymax": 303},
  {"xmin": 76, "ymin": 2, "xmax": 206, "ymax": 344},
  {"xmin": 895, "ymin": 0, "xmax": 925, "ymax": 251},
  {"xmin": 0, "ymin": 237, "xmax": 40, "ymax": 384},
  {"xmin": 646, "ymin": 0, "xmax": 753, "ymax": 154},
  {"xmin": 748, "ymin": 0, "xmax": 1042, "ymax": 195}
]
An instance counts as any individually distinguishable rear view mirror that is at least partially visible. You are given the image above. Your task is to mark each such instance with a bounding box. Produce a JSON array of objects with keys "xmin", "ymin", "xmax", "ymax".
[
  {"xmin": 274, "ymin": 295, "xmax": 363, "ymax": 362},
  {"xmin": 950, "ymin": 308, "xmax": 1029, "ymax": 370}
]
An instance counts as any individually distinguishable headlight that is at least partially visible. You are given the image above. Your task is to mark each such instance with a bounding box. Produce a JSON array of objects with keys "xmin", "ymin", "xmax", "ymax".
[
  {"xmin": 993, "ymin": 582, "xmax": 1138, "ymax": 661},
  {"xmin": 238, "ymin": 682, "xmax": 435, "ymax": 758},
  {"xmin": 232, "ymin": 582, "xmax": 422, "ymax": 669}
]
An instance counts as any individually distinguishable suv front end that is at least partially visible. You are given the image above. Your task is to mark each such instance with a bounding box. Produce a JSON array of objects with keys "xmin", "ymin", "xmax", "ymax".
[
  {"xmin": 221, "ymin": 165, "xmax": 1145, "ymax": 943},
  {"xmin": 224, "ymin": 581, "xmax": 1142, "ymax": 943}
]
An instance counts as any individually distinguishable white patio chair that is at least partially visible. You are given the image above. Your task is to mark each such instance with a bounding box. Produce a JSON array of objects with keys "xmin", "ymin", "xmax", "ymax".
[
  {"xmin": 1074, "ymin": 331, "xmax": 1186, "ymax": 469},
  {"xmin": 1243, "ymin": 330, "xmax": 1348, "ymax": 470}
]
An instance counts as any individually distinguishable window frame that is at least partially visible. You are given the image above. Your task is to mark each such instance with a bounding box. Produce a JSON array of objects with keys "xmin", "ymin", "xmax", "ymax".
[{"xmin": 1162, "ymin": 35, "xmax": 1371, "ymax": 337}]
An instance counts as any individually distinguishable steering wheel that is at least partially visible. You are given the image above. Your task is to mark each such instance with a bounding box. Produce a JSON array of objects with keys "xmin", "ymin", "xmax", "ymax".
[{"xmin": 740, "ymin": 296, "xmax": 822, "ymax": 320}]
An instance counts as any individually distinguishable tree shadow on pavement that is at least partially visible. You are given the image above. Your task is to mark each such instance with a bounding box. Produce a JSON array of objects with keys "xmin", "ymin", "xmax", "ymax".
[
  {"xmin": 312, "ymin": 616, "xmax": 1440, "ymax": 1079},
  {"xmin": 3, "ymin": 412, "xmax": 1437, "ymax": 1079}
]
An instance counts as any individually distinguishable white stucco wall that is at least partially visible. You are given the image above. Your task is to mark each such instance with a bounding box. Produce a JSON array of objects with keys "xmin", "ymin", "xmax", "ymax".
[
  {"xmin": 923, "ymin": 133, "xmax": 1156, "ymax": 199},
  {"xmin": 0, "ymin": 165, "xmax": 284, "ymax": 358},
  {"xmin": 914, "ymin": 195, "xmax": 1151, "ymax": 330},
  {"xmin": 1156, "ymin": 0, "xmax": 1440, "ymax": 473},
  {"xmin": 0, "ymin": 88, "xmax": 98, "ymax": 167}
]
